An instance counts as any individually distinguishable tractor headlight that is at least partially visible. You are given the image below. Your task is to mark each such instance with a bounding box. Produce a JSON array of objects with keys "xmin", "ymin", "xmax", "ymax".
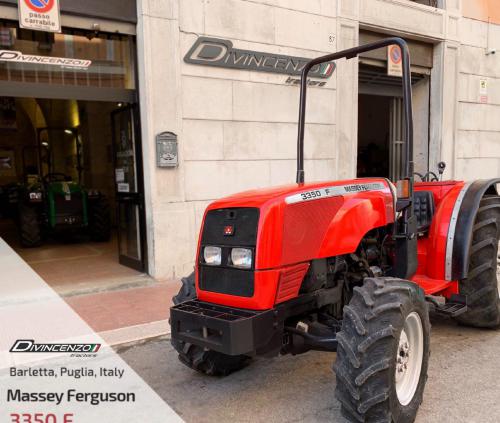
[
  {"xmin": 87, "ymin": 189, "xmax": 100, "ymax": 198},
  {"xmin": 203, "ymin": 246, "xmax": 222, "ymax": 266},
  {"xmin": 29, "ymin": 192, "xmax": 42, "ymax": 202},
  {"xmin": 231, "ymin": 248, "xmax": 252, "ymax": 269}
]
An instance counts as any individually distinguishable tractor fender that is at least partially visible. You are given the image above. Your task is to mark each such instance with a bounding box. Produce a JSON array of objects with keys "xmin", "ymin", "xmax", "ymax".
[{"xmin": 449, "ymin": 178, "xmax": 500, "ymax": 280}]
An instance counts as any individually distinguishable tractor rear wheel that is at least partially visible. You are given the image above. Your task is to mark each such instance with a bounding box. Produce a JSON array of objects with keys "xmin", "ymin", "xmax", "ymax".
[
  {"xmin": 171, "ymin": 273, "xmax": 251, "ymax": 376},
  {"xmin": 454, "ymin": 195, "xmax": 500, "ymax": 328},
  {"xmin": 89, "ymin": 196, "xmax": 111, "ymax": 242},
  {"xmin": 19, "ymin": 205, "xmax": 41, "ymax": 248},
  {"xmin": 334, "ymin": 277, "xmax": 430, "ymax": 423}
]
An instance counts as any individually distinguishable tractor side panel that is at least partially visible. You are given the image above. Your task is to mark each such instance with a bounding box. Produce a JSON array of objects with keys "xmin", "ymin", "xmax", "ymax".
[
  {"xmin": 317, "ymin": 194, "xmax": 393, "ymax": 258},
  {"xmin": 254, "ymin": 180, "xmax": 394, "ymax": 269},
  {"xmin": 281, "ymin": 196, "xmax": 344, "ymax": 265},
  {"xmin": 260, "ymin": 190, "xmax": 394, "ymax": 268}
]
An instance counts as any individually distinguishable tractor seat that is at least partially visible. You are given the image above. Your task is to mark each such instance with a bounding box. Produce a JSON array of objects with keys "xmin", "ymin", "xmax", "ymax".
[{"xmin": 414, "ymin": 190, "xmax": 435, "ymax": 233}]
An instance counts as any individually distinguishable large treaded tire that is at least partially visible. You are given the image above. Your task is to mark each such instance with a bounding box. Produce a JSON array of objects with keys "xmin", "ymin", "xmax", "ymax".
[
  {"xmin": 19, "ymin": 205, "xmax": 41, "ymax": 248},
  {"xmin": 334, "ymin": 277, "xmax": 430, "ymax": 423},
  {"xmin": 454, "ymin": 196, "xmax": 500, "ymax": 328},
  {"xmin": 172, "ymin": 272, "xmax": 197, "ymax": 305},
  {"xmin": 171, "ymin": 272, "xmax": 250, "ymax": 376},
  {"xmin": 89, "ymin": 196, "xmax": 111, "ymax": 242}
]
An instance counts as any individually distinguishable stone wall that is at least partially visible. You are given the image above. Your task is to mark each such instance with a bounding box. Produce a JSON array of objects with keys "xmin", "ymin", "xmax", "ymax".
[
  {"xmin": 455, "ymin": 16, "xmax": 500, "ymax": 180},
  {"xmin": 137, "ymin": 0, "xmax": 500, "ymax": 280},
  {"xmin": 137, "ymin": 0, "xmax": 338, "ymax": 279}
]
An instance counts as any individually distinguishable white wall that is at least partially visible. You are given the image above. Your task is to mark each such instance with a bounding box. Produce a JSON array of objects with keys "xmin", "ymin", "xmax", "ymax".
[
  {"xmin": 137, "ymin": 0, "xmax": 500, "ymax": 280},
  {"xmin": 138, "ymin": 0, "xmax": 338, "ymax": 279},
  {"xmin": 455, "ymin": 17, "xmax": 500, "ymax": 180}
]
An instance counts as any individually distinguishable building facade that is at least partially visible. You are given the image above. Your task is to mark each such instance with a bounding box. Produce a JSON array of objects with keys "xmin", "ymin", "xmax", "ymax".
[{"xmin": 0, "ymin": 0, "xmax": 499, "ymax": 280}]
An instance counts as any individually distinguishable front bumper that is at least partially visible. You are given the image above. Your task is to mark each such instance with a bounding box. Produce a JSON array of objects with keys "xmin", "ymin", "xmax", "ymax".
[{"xmin": 170, "ymin": 300, "xmax": 280, "ymax": 356}]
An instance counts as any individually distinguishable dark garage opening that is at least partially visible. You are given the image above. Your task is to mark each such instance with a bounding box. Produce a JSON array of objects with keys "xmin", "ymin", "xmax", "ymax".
[{"xmin": 357, "ymin": 94, "xmax": 391, "ymax": 179}]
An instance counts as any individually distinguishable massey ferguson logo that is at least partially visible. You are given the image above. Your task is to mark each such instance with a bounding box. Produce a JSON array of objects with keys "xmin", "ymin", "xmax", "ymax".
[
  {"xmin": 10, "ymin": 339, "xmax": 101, "ymax": 353},
  {"xmin": 184, "ymin": 37, "xmax": 335, "ymax": 79}
]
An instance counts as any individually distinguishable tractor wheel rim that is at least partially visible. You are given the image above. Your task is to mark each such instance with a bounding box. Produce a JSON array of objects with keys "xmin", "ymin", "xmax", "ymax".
[{"xmin": 395, "ymin": 311, "xmax": 424, "ymax": 406}]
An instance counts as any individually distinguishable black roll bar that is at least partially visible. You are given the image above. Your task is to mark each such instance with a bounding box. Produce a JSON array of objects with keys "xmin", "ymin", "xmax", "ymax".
[{"xmin": 296, "ymin": 37, "xmax": 414, "ymax": 185}]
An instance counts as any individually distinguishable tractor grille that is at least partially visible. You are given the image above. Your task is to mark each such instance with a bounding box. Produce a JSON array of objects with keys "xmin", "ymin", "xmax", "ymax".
[
  {"xmin": 201, "ymin": 208, "xmax": 259, "ymax": 246},
  {"xmin": 198, "ymin": 208, "xmax": 259, "ymax": 298},
  {"xmin": 54, "ymin": 193, "xmax": 84, "ymax": 221},
  {"xmin": 199, "ymin": 266, "xmax": 254, "ymax": 297}
]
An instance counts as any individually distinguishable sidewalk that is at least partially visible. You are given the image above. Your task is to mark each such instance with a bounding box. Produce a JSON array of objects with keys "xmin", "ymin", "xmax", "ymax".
[
  {"xmin": 1, "ymin": 229, "xmax": 183, "ymax": 346},
  {"xmin": 65, "ymin": 280, "xmax": 181, "ymax": 347}
]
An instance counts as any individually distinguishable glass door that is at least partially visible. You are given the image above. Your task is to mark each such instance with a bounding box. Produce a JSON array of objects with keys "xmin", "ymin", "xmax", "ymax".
[{"xmin": 111, "ymin": 105, "xmax": 146, "ymax": 271}]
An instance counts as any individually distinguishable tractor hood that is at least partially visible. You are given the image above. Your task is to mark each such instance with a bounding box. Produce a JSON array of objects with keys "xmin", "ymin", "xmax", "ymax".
[
  {"xmin": 208, "ymin": 178, "xmax": 394, "ymax": 210},
  {"xmin": 203, "ymin": 178, "xmax": 396, "ymax": 269}
]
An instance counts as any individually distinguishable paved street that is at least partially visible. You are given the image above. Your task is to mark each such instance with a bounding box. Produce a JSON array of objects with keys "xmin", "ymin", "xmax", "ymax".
[{"xmin": 120, "ymin": 316, "xmax": 500, "ymax": 423}]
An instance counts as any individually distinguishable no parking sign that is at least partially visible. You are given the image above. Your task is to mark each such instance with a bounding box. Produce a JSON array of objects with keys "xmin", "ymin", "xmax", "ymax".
[
  {"xmin": 387, "ymin": 44, "xmax": 403, "ymax": 77},
  {"xmin": 18, "ymin": 0, "xmax": 61, "ymax": 33}
]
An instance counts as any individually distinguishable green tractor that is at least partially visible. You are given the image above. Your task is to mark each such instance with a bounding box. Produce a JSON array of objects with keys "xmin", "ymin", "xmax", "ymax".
[{"xmin": 17, "ymin": 128, "xmax": 111, "ymax": 248}]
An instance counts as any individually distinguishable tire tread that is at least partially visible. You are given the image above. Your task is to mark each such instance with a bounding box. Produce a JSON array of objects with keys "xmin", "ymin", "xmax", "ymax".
[
  {"xmin": 455, "ymin": 196, "xmax": 500, "ymax": 328},
  {"xmin": 334, "ymin": 277, "xmax": 430, "ymax": 422}
]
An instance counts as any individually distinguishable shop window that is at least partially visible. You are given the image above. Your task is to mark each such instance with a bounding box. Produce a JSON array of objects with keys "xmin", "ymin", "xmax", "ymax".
[{"xmin": 0, "ymin": 23, "xmax": 136, "ymax": 90}]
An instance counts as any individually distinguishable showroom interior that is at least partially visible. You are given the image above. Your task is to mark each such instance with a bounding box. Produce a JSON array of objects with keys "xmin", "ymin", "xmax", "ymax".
[{"xmin": 0, "ymin": 20, "xmax": 148, "ymax": 294}]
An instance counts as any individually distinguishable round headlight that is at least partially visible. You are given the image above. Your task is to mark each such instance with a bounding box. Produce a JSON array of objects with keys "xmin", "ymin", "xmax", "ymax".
[
  {"xmin": 203, "ymin": 246, "xmax": 221, "ymax": 266},
  {"xmin": 231, "ymin": 248, "xmax": 252, "ymax": 269}
]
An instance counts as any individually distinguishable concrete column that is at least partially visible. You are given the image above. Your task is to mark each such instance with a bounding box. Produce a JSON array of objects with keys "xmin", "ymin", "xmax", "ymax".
[
  {"xmin": 136, "ymin": 0, "xmax": 187, "ymax": 278},
  {"xmin": 429, "ymin": 41, "xmax": 459, "ymax": 178},
  {"xmin": 335, "ymin": 0, "xmax": 359, "ymax": 179}
]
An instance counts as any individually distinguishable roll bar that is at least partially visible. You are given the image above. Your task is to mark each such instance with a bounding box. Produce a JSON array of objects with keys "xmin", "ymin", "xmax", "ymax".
[{"xmin": 296, "ymin": 37, "xmax": 414, "ymax": 185}]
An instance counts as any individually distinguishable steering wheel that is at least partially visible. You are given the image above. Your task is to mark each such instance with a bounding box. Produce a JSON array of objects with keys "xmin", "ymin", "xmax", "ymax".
[
  {"xmin": 413, "ymin": 172, "xmax": 439, "ymax": 182},
  {"xmin": 43, "ymin": 173, "xmax": 70, "ymax": 183}
]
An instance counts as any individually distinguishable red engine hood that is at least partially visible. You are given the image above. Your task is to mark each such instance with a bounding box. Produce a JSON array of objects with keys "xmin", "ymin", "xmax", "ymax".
[{"xmin": 207, "ymin": 178, "xmax": 393, "ymax": 210}]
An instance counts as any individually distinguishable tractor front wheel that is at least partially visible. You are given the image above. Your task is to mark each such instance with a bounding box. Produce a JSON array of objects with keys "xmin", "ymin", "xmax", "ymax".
[
  {"xmin": 171, "ymin": 273, "xmax": 251, "ymax": 376},
  {"xmin": 454, "ymin": 195, "xmax": 500, "ymax": 328},
  {"xmin": 334, "ymin": 277, "xmax": 430, "ymax": 423},
  {"xmin": 19, "ymin": 205, "xmax": 42, "ymax": 248}
]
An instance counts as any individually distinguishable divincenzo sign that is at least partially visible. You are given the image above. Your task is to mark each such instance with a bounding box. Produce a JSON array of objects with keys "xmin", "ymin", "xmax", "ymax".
[
  {"xmin": 0, "ymin": 50, "xmax": 92, "ymax": 69},
  {"xmin": 184, "ymin": 37, "xmax": 335, "ymax": 82}
]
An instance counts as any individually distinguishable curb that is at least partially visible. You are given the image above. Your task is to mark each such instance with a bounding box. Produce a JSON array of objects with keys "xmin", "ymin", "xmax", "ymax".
[{"xmin": 100, "ymin": 319, "xmax": 171, "ymax": 348}]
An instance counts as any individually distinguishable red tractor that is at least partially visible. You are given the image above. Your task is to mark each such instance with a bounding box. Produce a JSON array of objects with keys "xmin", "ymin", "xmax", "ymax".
[{"xmin": 170, "ymin": 38, "xmax": 500, "ymax": 422}]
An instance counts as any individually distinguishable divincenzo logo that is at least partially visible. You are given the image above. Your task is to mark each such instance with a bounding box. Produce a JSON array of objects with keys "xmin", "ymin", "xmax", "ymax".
[
  {"xmin": 184, "ymin": 37, "xmax": 335, "ymax": 79},
  {"xmin": 0, "ymin": 50, "xmax": 92, "ymax": 69},
  {"xmin": 10, "ymin": 339, "xmax": 101, "ymax": 353}
]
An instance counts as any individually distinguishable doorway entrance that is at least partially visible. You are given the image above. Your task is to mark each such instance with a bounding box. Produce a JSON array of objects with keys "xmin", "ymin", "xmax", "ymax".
[
  {"xmin": 0, "ymin": 22, "xmax": 147, "ymax": 294},
  {"xmin": 357, "ymin": 31, "xmax": 433, "ymax": 181},
  {"xmin": 357, "ymin": 94, "xmax": 391, "ymax": 178},
  {"xmin": 357, "ymin": 65, "xmax": 431, "ymax": 180},
  {"xmin": 0, "ymin": 98, "xmax": 147, "ymax": 291},
  {"xmin": 112, "ymin": 106, "xmax": 146, "ymax": 271}
]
